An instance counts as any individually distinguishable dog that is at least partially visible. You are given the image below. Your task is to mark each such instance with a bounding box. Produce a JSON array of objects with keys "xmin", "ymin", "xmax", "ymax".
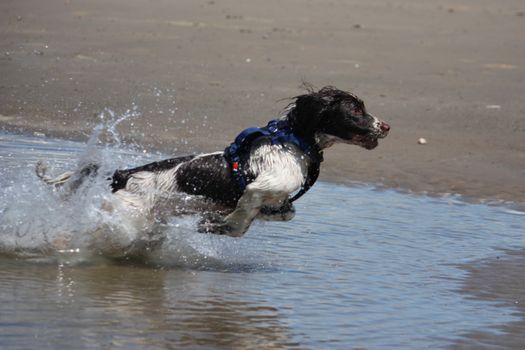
[{"xmin": 37, "ymin": 86, "xmax": 389, "ymax": 238}]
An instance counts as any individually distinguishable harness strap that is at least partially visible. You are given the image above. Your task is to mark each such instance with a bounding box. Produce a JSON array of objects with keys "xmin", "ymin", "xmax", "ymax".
[
  {"xmin": 224, "ymin": 127, "xmax": 268, "ymax": 190},
  {"xmin": 288, "ymin": 158, "xmax": 320, "ymax": 203},
  {"xmin": 224, "ymin": 119, "xmax": 323, "ymax": 203}
]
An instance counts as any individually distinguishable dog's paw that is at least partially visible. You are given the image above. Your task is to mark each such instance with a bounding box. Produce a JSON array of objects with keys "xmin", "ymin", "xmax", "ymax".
[
  {"xmin": 198, "ymin": 212, "xmax": 231, "ymax": 235},
  {"xmin": 259, "ymin": 201, "xmax": 296, "ymax": 221},
  {"xmin": 36, "ymin": 160, "xmax": 48, "ymax": 179}
]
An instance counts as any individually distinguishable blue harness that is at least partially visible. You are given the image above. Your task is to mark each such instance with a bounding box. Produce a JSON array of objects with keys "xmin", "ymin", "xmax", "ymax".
[{"xmin": 224, "ymin": 119, "xmax": 323, "ymax": 203}]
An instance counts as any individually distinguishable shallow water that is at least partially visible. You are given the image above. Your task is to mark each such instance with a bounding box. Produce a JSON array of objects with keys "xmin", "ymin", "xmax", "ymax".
[{"xmin": 1, "ymin": 131, "xmax": 524, "ymax": 349}]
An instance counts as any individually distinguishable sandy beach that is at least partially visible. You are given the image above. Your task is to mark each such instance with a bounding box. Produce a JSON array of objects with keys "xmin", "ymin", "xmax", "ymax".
[{"xmin": 1, "ymin": 0, "xmax": 524, "ymax": 204}]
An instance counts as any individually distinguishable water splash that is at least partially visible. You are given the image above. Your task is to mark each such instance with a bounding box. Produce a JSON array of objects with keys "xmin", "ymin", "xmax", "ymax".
[
  {"xmin": 0, "ymin": 111, "xmax": 263, "ymax": 269},
  {"xmin": 100, "ymin": 105, "xmax": 141, "ymax": 146}
]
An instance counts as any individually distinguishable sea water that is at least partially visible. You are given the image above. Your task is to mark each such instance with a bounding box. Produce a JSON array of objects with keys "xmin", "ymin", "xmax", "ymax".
[{"xmin": 0, "ymin": 125, "xmax": 524, "ymax": 349}]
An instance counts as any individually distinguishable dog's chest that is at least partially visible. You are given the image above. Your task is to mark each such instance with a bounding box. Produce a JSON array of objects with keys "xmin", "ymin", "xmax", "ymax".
[{"xmin": 247, "ymin": 144, "xmax": 309, "ymax": 189}]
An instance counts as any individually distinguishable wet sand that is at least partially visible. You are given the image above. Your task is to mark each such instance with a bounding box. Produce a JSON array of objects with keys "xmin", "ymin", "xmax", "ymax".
[
  {"xmin": 454, "ymin": 250, "xmax": 525, "ymax": 349},
  {"xmin": 1, "ymin": 0, "xmax": 524, "ymax": 204}
]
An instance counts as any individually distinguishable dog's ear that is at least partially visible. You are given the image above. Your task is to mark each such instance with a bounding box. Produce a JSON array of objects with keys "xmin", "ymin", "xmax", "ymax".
[{"xmin": 289, "ymin": 93, "xmax": 329, "ymax": 139}]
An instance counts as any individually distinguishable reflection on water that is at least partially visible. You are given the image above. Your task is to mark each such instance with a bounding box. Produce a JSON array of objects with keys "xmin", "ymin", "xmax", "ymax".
[
  {"xmin": 0, "ymin": 259, "xmax": 296, "ymax": 349},
  {"xmin": 0, "ymin": 131, "xmax": 524, "ymax": 349}
]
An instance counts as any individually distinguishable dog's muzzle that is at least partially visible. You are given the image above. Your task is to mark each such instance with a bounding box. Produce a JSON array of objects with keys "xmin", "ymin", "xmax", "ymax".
[
  {"xmin": 352, "ymin": 120, "xmax": 390, "ymax": 150},
  {"xmin": 377, "ymin": 121, "xmax": 390, "ymax": 138}
]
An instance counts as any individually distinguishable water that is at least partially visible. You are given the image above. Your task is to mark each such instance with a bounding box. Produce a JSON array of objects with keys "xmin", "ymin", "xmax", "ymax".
[{"xmin": 1, "ymin": 129, "xmax": 524, "ymax": 349}]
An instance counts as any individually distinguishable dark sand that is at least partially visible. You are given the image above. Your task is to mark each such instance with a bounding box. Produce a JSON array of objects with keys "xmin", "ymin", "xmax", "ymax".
[
  {"xmin": 1, "ymin": 1, "xmax": 525, "ymax": 348},
  {"xmin": 1, "ymin": 0, "xmax": 524, "ymax": 204},
  {"xmin": 454, "ymin": 250, "xmax": 525, "ymax": 349}
]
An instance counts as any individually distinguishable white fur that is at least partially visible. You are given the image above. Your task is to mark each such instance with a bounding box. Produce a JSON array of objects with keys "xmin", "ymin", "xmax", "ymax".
[
  {"xmin": 114, "ymin": 165, "xmax": 179, "ymax": 209},
  {"xmin": 370, "ymin": 114, "xmax": 384, "ymax": 137},
  {"xmin": 247, "ymin": 144, "xmax": 307, "ymax": 195},
  {"xmin": 217, "ymin": 143, "xmax": 308, "ymax": 236}
]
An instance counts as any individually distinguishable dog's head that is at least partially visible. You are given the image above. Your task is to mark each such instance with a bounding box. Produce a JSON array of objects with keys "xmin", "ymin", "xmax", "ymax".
[{"xmin": 288, "ymin": 86, "xmax": 389, "ymax": 150}]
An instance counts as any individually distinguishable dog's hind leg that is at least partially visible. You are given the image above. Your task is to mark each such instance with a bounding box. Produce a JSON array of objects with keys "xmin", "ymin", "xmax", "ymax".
[
  {"xmin": 36, "ymin": 160, "xmax": 75, "ymax": 186},
  {"xmin": 36, "ymin": 160, "xmax": 100, "ymax": 195},
  {"xmin": 64, "ymin": 163, "xmax": 100, "ymax": 193}
]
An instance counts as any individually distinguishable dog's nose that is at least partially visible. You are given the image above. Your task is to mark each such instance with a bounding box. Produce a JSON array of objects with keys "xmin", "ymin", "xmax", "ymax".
[{"xmin": 379, "ymin": 121, "xmax": 390, "ymax": 133}]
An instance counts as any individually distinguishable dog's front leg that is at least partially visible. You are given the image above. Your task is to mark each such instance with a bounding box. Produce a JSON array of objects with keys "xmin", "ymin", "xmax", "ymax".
[
  {"xmin": 200, "ymin": 167, "xmax": 302, "ymax": 236},
  {"xmin": 217, "ymin": 187, "xmax": 265, "ymax": 237},
  {"xmin": 199, "ymin": 187, "xmax": 264, "ymax": 237}
]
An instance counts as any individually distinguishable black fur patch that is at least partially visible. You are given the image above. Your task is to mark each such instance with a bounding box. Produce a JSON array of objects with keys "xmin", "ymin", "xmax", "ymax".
[
  {"xmin": 110, "ymin": 155, "xmax": 196, "ymax": 192},
  {"xmin": 175, "ymin": 153, "xmax": 244, "ymax": 207}
]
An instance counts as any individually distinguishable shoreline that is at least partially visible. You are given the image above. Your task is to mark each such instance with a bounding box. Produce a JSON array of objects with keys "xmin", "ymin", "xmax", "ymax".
[{"xmin": 1, "ymin": 122, "xmax": 524, "ymax": 211}]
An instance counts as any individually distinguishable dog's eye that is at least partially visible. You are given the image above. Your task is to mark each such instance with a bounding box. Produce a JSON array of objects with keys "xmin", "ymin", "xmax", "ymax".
[{"xmin": 353, "ymin": 108, "xmax": 363, "ymax": 116}]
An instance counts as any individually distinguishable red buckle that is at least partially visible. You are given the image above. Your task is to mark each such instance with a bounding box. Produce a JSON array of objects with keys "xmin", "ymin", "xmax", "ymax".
[{"xmin": 232, "ymin": 162, "xmax": 239, "ymax": 171}]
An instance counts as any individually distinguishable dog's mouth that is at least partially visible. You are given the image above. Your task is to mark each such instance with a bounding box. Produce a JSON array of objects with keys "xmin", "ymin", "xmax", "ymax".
[
  {"xmin": 353, "ymin": 121, "xmax": 389, "ymax": 150},
  {"xmin": 351, "ymin": 128, "xmax": 389, "ymax": 150},
  {"xmin": 352, "ymin": 135, "xmax": 380, "ymax": 150}
]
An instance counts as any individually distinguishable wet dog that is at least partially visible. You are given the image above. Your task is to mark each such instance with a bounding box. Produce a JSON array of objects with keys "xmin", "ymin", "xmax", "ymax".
[{"xmin": 37, "ymin": 86, "xmax": 389, "ymax": 238}]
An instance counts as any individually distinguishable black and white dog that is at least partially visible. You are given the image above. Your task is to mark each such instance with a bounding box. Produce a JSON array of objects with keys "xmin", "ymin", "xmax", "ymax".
[{"xmin": 37, "ymin": 86, "xmax": 389, "ymax": 238}]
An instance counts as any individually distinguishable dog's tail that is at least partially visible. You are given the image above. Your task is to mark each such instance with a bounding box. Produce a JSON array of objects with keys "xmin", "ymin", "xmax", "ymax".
[{"xmin": 36, "ymin": 160, "xmax": 75, "ymax": 186}]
